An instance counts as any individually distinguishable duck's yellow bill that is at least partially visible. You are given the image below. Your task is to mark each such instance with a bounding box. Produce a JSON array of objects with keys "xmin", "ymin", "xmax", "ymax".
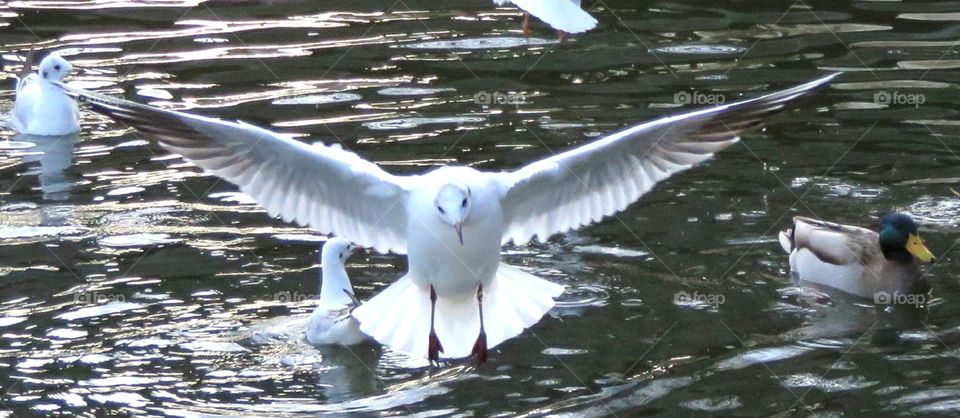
[{"xmin": 907, "ymin": 233, "xmax": 935, "ymax": 262}]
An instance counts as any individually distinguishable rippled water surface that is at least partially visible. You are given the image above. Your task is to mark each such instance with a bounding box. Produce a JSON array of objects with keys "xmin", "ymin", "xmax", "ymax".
[{"xmin": 2, "ymin": 0, "xmax": 960, "ymax": 416}]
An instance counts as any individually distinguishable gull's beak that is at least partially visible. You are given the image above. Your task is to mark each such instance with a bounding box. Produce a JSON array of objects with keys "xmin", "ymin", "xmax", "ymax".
[
  {"xmin": 455, "ymin": 223, "xmax": 464, "ymax": 246},
  {"xmin": 354, "ymin": 245, "xmax": 365, "ymax": 253},
  {"xmin": 907, "ymin": 233, "xmax": 935, "ymax": 263}
]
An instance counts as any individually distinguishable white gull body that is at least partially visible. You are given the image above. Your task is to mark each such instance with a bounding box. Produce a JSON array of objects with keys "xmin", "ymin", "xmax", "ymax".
[
  {"xmin": 8, "ymin": 52, "xmax": 80, "ymax": 136},
  {"xmin": 58, "ymin": 73, "xmax": 837, "ymax": 361},
  {"xmin": 306, "ymin": 238, "xmax": 368, "ymax": 346}
]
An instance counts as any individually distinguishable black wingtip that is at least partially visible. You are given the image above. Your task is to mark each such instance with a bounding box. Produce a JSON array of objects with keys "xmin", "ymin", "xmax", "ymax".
[
  {"xmin": 15, "ymin": 48, "xmax": 36, "ymax": 80},
  {"xmin": 8, "ymin": 48, "xmax": 37, "ymax": 91}
]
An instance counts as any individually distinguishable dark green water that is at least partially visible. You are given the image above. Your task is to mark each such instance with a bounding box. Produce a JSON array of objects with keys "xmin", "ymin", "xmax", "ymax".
[{"xmin": 2, "ymin": 0, "xmax": 960, "ymax": 416}]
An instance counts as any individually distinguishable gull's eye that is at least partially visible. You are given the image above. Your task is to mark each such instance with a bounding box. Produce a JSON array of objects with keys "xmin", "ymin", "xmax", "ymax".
[
  {"xmin": 54, "ymin": 64, "xmax": 61, "ymax": 71},
  {"xmin": 461, "ymin": 198, "xmax": 468, "ymax": 208},
  {"xmin": 340, "ymin": 251, "xmax": 344, "ymax": 258},
  {"xmin": 437, "ymin": 206, "xmax": 445, "ymax": 214}
]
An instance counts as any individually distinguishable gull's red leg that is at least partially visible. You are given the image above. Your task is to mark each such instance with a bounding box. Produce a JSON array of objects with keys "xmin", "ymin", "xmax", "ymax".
[
  {"xmin": 471, "ymin": 284, "xmax": 488, "ymax": 364},
  {"xmin": 428, "ymin": 285, "xmax": 444, "ymax": 364}
]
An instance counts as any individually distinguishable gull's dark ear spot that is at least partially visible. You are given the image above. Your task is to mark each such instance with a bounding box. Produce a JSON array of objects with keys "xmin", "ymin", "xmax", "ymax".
[
  {"xmin": 438, "ymin": 206, "xmax": 445, "ymax": 214},
  {"xmin": 42, "ymin": 71, "xmax": 48, "ymax": 79}
]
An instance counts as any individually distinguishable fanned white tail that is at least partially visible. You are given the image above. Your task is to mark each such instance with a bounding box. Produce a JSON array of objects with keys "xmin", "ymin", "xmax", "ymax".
[
  {"xmin": 353, "ymin": 263, "xmax": 564, "ymax": 359},
  {"xmin": 779, "ymin": 229, "xmax": 793, "ymax": 253},
  {"xmin": 498, "ymin": 0, "xmax": 597, "ymax": 34}
]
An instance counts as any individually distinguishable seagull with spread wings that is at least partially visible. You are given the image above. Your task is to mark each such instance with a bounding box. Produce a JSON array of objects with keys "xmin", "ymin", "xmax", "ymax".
[{"xmin": 57, "ymin": 73, "xmax": 837, "ymax": 363}]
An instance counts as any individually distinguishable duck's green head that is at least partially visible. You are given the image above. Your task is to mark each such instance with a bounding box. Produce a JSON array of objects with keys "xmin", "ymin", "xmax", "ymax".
[{"xmin": 879, "ymin": 213, "xmax": 935, "ymax": 263}]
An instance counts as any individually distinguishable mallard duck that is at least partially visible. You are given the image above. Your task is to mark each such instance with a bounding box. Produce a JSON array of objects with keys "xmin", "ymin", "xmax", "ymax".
[
  {"xmin": 778, "ymin": 213, "xmax": 935, "ymax": 299},
  {"xmin": 306, "ymin": 238, "xmax": 369, "ymax": 346},
  {"xmin": 493, "ymin": 0, "xmax": 597, "ymax": 41},
  {"xmin": 7, "ymin": 51, "xmax": 80, "ymax": 136}
]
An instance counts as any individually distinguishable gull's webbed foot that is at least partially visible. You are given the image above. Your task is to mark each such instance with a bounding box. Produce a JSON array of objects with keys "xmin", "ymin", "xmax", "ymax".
[
  {"xmin": 428, "ymin": 328, "xmax": 444, "ymax": 364},
  {"xmin": 472, "ymin": 283, "xmax": 488, "ymax": 364},
  {"xmin": 471, "ymin": 330, "xmax": 488, "ymax": 363}
]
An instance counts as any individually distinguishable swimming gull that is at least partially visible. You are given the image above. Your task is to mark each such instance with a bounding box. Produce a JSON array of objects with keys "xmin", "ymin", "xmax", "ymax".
[
  {"xmin": 306, "ymin": 238, "xmax": 369, "ymax": 346},
  {"xmin": 8, "ymin": 51, "xmax": 80, "ymax": 136}
]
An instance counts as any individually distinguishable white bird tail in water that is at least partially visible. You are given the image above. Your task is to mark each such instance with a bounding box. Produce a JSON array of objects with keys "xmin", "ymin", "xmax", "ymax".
[
  {"xmin": 496, "ymin": 0, "xmax": 597, "ymax": 34},
  {"xmin": 306, "ymin": 238, "xmax": 368, "ymax": 346},
  {"xmin": 353, "ymin": 263, "xmax": 563, "ymax": 359}
]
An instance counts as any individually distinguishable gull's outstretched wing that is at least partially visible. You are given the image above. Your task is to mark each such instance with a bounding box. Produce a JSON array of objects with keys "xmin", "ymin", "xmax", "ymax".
[
  {"xmin": 506, "ymin": 0, "xmax": 597, "ymax": 33},
  {"xmin": 58, "ymin": 83, "xmax": 413, "ymax": 254},
  {"xmin": 496, "ymin": 73, "xmax": 838, "ymax": 245}
]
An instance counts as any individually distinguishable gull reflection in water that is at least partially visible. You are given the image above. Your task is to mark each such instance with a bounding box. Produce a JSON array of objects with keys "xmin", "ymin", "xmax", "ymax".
[{"xmin": 13, "ymin": 132, "xmax": 78, "ymax": 201}]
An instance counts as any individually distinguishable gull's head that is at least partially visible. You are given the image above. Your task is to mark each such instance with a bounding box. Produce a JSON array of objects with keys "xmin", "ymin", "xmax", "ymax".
[
  {"xmin": 321, "ymin": 237, "xmax": 363, "ymax": 268},
  {"xmin": 39, "ymin": 52, "xmax": 72, "ymax": 82},
  {"xmin": 434, "ymin": 183, "xmax": 471, "ymax": 245}
]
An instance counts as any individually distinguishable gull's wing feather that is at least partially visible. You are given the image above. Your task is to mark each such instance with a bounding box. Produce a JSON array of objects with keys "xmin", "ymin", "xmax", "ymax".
[
  {"xmin": 14, "ymin": 48, "xmax": 35, "ymax": 93},
  {"xmin": 509, "ymin": 0, "xmax": 597, "ymax": 33},
  {"xmin": 10, "ymin": 48, "xmax": 38, "ymax": 132},
  {"xmin": 496, "ymin": 74, "xmax": 839, "ymax": 245},
  {"xmin": 57, "ymin": 83, "xmax": 413, "ymax": 253}
]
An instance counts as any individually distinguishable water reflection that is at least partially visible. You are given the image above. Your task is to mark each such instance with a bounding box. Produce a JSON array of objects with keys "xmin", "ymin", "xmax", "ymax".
[{"xmin": 11, "ymin": 132, "xmax": 78, "ymax": 201}]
